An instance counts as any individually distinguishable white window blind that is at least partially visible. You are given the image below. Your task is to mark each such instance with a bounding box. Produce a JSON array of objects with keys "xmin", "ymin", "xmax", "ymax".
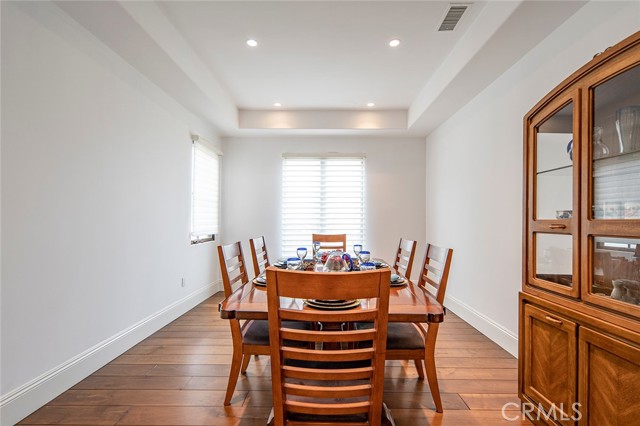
[
  {"xmin": 191, "ymin": 139, "xmax": 220, "ymax": 242},
  {"xmin": 281, "ymin": 155, "xmax": 366, "ymax": 256},
  {"xmin": 593, "ymin": 150, "xmax": 640, "ymax": 218}
]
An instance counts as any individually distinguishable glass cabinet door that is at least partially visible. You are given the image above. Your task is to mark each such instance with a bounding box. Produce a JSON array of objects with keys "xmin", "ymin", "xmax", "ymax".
[
  {"xmin": 536, "ymin": 102, "xmax": 574, "ymax": 221},
  {"xmin": 527, "ymin": 94, "xmax": 580, "ymax": 297},
  {"xmin": 535, "ymin": 233, "xmax": 574, "ymax": 287},
  {"xmin": 591, "ymin": 237, "xmax": 640, "ymax": 302},
  {"xmin": 591, "ymin": 64, "xmax": 640, "ymax": 221},
  {"xmin": 583, "ymin": 58, "xmax": 640, "ymax": 316}
]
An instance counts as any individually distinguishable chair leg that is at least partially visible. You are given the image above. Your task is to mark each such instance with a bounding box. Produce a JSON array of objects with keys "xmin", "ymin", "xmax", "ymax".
[
  {"xmin": 241, "ymin": 353, "xmax": 251, "ymax": 374},
  {"xmin": 413, "ymin": 359, "xmax": 425, "ymax": 380},
  {"xmin": 224, "ymin": 348, "xmax": 243, "ymax": 406},
  {"xmin": 424, "ymin": 324, "xmax": 442, "ymax": 413}
]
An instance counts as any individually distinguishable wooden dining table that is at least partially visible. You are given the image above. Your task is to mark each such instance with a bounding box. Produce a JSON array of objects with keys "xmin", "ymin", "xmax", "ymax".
[{"xmin": 219, "ymin": 263, "xmax": 445, "ymax": 324}]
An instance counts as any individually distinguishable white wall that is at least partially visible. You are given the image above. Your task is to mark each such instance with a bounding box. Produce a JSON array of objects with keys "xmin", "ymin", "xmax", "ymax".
[
  {"xmin": 1, "ymin": 3, "xmax": 221, "ymax": 424},
  {"xmin": 221, "ymin": 137, "xmax": 426, "ymax": 279},
  {"xmin": 424, "ymin": 2, "xmax": 640, "ymax": 356}
]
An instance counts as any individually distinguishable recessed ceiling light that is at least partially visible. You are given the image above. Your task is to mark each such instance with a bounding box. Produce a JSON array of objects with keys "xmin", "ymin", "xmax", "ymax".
[
  {"xmin": 274, "ymin": 102, "xmax": 282, "ymax": 107},
  {"xmin": 367, "ymin": 103, "xmax": 375, "ymax": 107},
  {"xmin": 389, "ymin": 39, "xmax": 401, "ymax": 47},
  {"xmin": 246, "ymin": 39, "xmax": 258, "ymax": 47}
]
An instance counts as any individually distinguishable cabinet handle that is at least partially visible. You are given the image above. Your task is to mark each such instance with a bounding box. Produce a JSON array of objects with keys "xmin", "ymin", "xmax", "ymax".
[
  {"xmin": 548, "ymin": 224, "xmax": 567, "ymax": 229},
  {"xmin": 545, "ymin": 315, "xmax": 563, "ymax": 325}
]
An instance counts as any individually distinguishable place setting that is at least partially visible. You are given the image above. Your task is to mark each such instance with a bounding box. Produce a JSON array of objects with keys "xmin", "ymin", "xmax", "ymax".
[
  {"xmin": 252, "ymin": 272, "xmax": 267, "ymax": 287},
  {"xmin": 254, "ymin": 244, "xmax": 396, "ymax": 290},
  {"xmin": 390, "ymin": 273, "xmax": 408, "ymax": 286},
  {"xmin": 304, "ymin": 298, "xmax": 361, "ymax": 310}
]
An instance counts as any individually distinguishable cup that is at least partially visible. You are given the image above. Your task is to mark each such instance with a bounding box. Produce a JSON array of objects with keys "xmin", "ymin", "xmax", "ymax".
[
  {"xmin": 297, "ymin": 247, "xmax": 307, "ymax": 260},
  {"xmin": 593, "ymin": 126, "xmax": 610, "ymax": 159},
  {"xmin": 287, "ymin": 258, "xmax": 301, "ymax": 270},
  {"xmin": 359, "ymin": 251, "xmax": 371, "ymax": 263},
  {"xmin": 360, "ymin": 262, "xmax": 375, "ymax": 271},
  {"xmin": 615, "ymin": 105, "xmax": 640, "ymax": 153}
]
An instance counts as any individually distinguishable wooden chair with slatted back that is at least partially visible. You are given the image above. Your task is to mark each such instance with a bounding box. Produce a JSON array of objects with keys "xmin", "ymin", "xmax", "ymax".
[
  {"xmin": 218, "ymin": 242, "xmax": 271, "ymax": 405},
  {"xmin": 311, "ymin": 233, "xmax": 347, "ymax": 252},
  {"xmin": 249, "ymin": 236, "xmax": 270, "ymax": 277},
  {"xmin": 265, "ymin": 268, "xmax": 394, "ymax": 426},
  {"xmin": 385, "ymin": 243, "xmax": 453, "ymax": 413},
  {"xmin": 393, "ymin": 238, "xmax": 417, "ymax": 279},
  {"xmin": 356, "ymin": 243, "xmax": 453, "ymax": 412}
]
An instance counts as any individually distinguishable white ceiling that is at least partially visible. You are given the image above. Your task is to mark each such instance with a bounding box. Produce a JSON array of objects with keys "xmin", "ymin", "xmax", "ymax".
[
  {"xmin": 55, "ymin": 1, "xmax": 587, "ymax": 137},
  {"xmin": 158, "ymin": 1, "xmax": 477, "ymax": 110}
]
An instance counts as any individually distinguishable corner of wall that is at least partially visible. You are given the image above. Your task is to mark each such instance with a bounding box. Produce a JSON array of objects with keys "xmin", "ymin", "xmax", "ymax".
[{"xmin": 444, "ymin": 294, "xmax": 519, "ymax": 357}]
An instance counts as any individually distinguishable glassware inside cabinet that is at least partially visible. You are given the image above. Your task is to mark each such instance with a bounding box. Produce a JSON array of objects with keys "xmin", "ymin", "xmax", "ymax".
[
  {"xmin": 592, "ymin": 64, "xmax": 640, "ymax": 219},
  {"xmin": 592, "ymin": 237, "xmax": 640, "ymax": 306},
  {"xmin": 536, "ymin": 102, "xmax": 574, "ymax": 220},
  {"xmin": 535, "ymin": 233, "xmax": 573, "ymax": 286}
]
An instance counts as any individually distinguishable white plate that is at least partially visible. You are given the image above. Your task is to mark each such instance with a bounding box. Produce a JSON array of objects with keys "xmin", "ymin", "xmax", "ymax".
[
  {"xmin": 390, "ymin": 277, "xmax": 408, "ymax": 286},
  {"xmin": 304, "ymin": 299, "xmax": 361, "ymax": 310},
  {"xmin": 252, "ymin": 276, "xmax": 267, "ymax": 286}
]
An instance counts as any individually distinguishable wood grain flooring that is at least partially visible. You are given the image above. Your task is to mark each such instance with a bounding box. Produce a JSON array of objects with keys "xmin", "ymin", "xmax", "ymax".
[{"xmin": 19, "ymin": 293, "xmax": 532, "ymax": 425}]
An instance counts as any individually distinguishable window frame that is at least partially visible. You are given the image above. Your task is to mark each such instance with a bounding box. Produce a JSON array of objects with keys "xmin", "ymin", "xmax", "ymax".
[{"xmin": 190, "ymin": 136, "xmax": 221, "ymax": 245}]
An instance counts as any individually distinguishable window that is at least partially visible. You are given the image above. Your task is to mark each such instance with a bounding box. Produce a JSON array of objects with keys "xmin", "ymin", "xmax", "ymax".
[
  {"xmin": 191, "ymin": 137, "xmax": 220, "ymax": 244},
  {"xmin": 282, "ymin": 154, "xmax": 366, "ymax": 255}
]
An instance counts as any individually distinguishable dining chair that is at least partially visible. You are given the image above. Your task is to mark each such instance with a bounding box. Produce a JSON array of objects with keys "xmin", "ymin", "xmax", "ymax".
[
  {"xmin": 311, "ymin": 233, "xmax": 347, "ymax": 251},
  {"xmin": 218, "ymin": 242, "xmax": 313, "ymax": 406},
  {"xmin": 385, "ymin": 243, "xmax": 453, "ymax": 413},
  {"xmin": 218, "ymin": 241, "xmax": 271, "ymax": 405},
  {"xmin": 249, "ymin": 235, "xmax": 270, "ymax": 276},
  {"xmin": 357, "ymin": 243, "xmax": 453, "ymax": 413},
  {"xmin": 265, "ymin": 267, "xmax": 393, "ymax": 426},
  {"xmin": 393, "ymin": 238, "xmax": 417, "ymax": 278}
]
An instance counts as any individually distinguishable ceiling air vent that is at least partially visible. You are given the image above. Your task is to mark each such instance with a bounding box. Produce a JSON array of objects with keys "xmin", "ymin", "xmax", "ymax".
[{"xmin": 438, "ymin": 4, "xmax": 468, "ymax": 31}]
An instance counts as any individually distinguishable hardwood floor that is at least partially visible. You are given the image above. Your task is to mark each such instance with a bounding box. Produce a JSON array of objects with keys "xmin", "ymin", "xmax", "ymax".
[{"xmin": 19, "ymin": 293, "xmax": 532, "ymax": 425}]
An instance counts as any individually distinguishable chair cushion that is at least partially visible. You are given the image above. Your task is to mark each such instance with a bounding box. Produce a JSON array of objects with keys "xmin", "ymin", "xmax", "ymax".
[
  {"xmin": 243, "ymin": 320, "xmax": 312, "ymax": 346},
  {"xmin": 243, "ymin": 320, "xmax": 270, "ymax": 345},
  {"xmin": 386, "ymin": 323, "xmax": 425, "ymax": 350},
  {"xmin": 355, "ymin": 322, "xmax": 425, "ymax": 350}
]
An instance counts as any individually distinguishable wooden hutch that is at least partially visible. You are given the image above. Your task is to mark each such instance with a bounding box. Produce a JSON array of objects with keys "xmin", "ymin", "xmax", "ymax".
[{"xmin": 520, "ymin": 32, "xmax": 640, "ymax": 426}]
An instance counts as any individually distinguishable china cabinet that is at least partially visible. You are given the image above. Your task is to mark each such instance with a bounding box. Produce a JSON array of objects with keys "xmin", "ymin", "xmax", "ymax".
[{"xmin": 520, "ymin": 31, "xmax": 640, "ymax": 426}]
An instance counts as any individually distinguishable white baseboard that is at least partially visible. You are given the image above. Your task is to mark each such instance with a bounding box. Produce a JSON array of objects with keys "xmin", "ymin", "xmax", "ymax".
[
  {"xmin": 0, "ymin": 282, "xmax": 220, "ymax": 426},
  {"xmin": 443, "ymin": 293, "xmax": 519, "ymax": 357}
]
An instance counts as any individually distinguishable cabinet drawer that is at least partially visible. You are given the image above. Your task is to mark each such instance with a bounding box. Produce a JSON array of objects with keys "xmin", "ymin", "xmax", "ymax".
[
  {"xmin": 523, "ymin": 304, "xmax": 578, "ymax": 426},
  {"xmin": 578, "ymin": 327, "xmax": 640, "ymax": 426}
]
